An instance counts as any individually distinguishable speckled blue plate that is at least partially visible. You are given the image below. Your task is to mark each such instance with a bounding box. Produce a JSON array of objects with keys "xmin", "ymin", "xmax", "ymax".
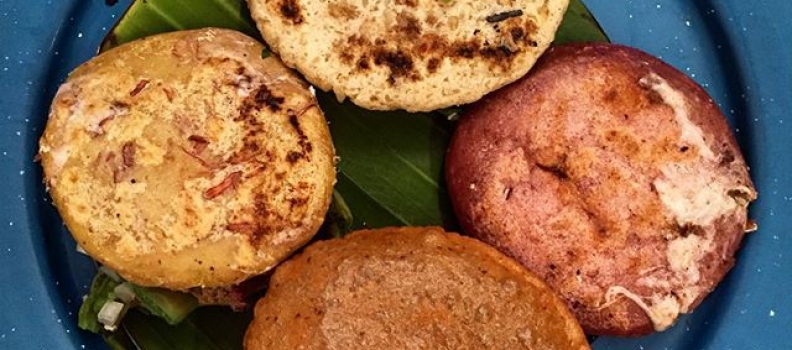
[{"xmin": 1, "ymin": 0, "xmax": 789, "ymax": 349}]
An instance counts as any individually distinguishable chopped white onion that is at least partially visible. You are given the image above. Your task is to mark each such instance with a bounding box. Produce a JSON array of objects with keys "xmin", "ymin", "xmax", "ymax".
[
  {"xmin": 113, "ymin": 283, "xmax": 137, "ymax": 303},
  {"xmin": 99, "ymin": 266, "xmax": 122, "ymax": 283},
  {"xmin": 98, "ymin": 301, "xmax": 127, "ymax": 332}
]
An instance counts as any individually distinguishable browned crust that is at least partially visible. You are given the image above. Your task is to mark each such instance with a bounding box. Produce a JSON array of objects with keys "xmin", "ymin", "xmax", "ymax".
[
  {"xmin": 39, "ymin": 29, "xmax": 336, "ymax": 289},
  {"xmin": 245, "ymin": 227, "xmax": 590, "ymax": 350},
  {"xmin": 246, "ymin": 0, "xmax": 570, "ymax": 111},
  {"xmin": 445, "ymin": 43, "xmax": 755, "ymax": 335},
  {"xmin": 334, "ymin": 14, "xmax": 542, "ymax": 85}
]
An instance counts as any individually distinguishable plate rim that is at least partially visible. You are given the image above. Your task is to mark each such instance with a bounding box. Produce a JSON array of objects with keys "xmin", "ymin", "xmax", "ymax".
[{"xmin": 0, "ymin": 0, "xmax": 789, "ymax": 349}]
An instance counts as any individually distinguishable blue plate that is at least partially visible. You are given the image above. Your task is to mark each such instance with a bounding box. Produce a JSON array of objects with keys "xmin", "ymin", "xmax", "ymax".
[{"xmin": 0, "ymin": 0, "xmax": 789, "ymax": 349}]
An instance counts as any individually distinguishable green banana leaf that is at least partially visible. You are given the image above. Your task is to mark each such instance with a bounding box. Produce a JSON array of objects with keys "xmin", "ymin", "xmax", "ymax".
[
  {"xmin": 555, "ymin": 0, "xmax": 610, "ymax": 45},
  {"xmin": 120, "ymin": 308, "xmax": 252, "ymax": 350},
  {"xmin": 96, "ymin": 0, "xmax": 609, "ymax": 349},
  {"xmin": 100, "ymin": 0, "xmax": 260, "ymax": 51}
]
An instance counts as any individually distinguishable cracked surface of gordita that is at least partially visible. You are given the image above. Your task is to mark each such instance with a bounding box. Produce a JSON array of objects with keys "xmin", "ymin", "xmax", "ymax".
[
  {"xmin": 446, "ymin": 43, "xmax": 756, "ymax": 336},
  {"xmin": 39, "ymin": 28, "xmax": 336, "ymax": 290},
  {"xmin": 246, "ymin": 0, "xmax": 570, "ymax": 112},
  {"xmin": 245, "ymin": 227, "xmax": 590, "ymax": 350}
]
